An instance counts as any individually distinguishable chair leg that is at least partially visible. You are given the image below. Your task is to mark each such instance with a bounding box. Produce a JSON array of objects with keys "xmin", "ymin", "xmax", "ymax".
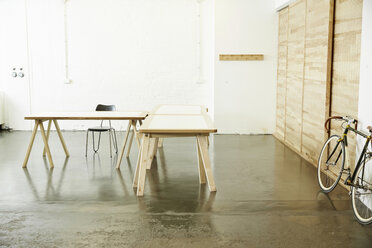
[
  {"xmin": 92, "ymin": 132, "xmax": 95, "ymax": 152},
  {"xmin": 109, "ymin": 130, "xmax": 112, "ymax": 158},
  {"xmin": 92, "ymin": 132, "xmax": 98, "ymax": 153},
  {"xmin": 92, "ymin": 132, "xmax": 103, "ymax": 153},
  {"xmin": 109, "ymin": 130, "xmax": 116, "ymax": 153},
  {"xmin": 85, "ymin": 130, "xmax": 89, "ymax": 157},
  {"xmin": 113, "ymin": 129, "xmax": 118, "ymax": 153},
  {"xmin": 97, "ymin": 132, "xmax": 101, "ymax": 151},
  {"xmin": 91, "ymin": 130, "xmax": 116, "ymax": 156}
]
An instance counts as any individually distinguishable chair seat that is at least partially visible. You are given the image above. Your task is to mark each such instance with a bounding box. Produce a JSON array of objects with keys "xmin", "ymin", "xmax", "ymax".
[{"xmin": 88, "ymin": 126, "xmax": 113, "ymax": 132}]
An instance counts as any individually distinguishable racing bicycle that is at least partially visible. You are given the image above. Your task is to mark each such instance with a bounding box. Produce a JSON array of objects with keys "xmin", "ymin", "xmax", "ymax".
[{"xmin": 317, "ymin": 116, "xmax": 372, "ymax": 225}]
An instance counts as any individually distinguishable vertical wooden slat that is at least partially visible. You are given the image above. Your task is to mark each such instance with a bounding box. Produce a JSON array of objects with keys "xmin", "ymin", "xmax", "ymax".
[
  {"xmin": 331, "ymin": 0, "xmax": 363, "ymax": 171},
  {"xmin": 285, "ymin": 0, "xmax": 306, "ymax": 152},
  {"xmin": 301, "ymin": 0, "xmax": 335, "ymax": 164},
  {"xmin": 275, "ymin": 7, "xmax": 289, "ymax": 140}
]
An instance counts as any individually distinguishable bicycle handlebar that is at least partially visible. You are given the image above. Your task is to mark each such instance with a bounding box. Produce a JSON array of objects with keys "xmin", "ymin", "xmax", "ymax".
[
  {"xmin": 324, "ymin": 116, "xmax": 358, "ymax": 133},
  {"xmin": 324, "ymin": 116, "xmax": 342, "ymax": 133}
]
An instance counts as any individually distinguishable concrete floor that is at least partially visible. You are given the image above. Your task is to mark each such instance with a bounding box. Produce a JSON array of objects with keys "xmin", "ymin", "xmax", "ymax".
[{"xmin": 0, "ymin": 131, "xmax": 371, "ymax": 247}]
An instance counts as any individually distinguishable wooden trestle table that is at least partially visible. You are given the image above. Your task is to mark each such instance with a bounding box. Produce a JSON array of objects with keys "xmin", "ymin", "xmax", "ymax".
[
  {"xmin": 23, "ymin": 112, "xmax": 147, "ymax": 168},
  {"xmin": 132, "ymin": 112, "xmax": 217, "ymax": 196}
]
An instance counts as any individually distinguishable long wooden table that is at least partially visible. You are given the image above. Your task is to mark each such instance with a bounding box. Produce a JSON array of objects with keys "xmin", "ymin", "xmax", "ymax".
[
  {"xmin": 23, "ymin": 112, "xmax": 147, "ymax": 168},
  {"xmin": 133, "ymin": 112, "xmax": 217, "ymax": 196},
  {"xmin": 150, "ymin": 104, "xmax": 208, "ymax": 147},
  {"xmin": 151, "ymin": 104, "xmax": 208, "ymax": 115}
]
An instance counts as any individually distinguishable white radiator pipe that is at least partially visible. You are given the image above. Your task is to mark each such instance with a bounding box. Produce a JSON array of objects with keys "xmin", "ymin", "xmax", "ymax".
[
  {"xmin": 0, "ymin": 91, "xmax": 4, "ymax": 125},
  {"xmin": 64, "ymin": 0, "xmax": 71, "ymax": 84}
]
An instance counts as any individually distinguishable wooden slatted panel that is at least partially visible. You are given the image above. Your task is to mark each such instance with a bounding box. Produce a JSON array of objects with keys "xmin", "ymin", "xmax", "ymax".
[
  {"xmin": 301, "ymin": 0, "xmax": 334, "ymax": 164},
  {"xmin": 219, "ymin": 54, "xmax": 264, "ymax": 61},
  {"xmin": 285, "ymin": 0, "xmax": 306, "ymax": 152},
  {"xmin": 331, "ymin": 0, "xmax": 362, "ymax": 171},
  {"xmin": 275, "ymin": 7, "xmax": 289, "ymax": 140}
]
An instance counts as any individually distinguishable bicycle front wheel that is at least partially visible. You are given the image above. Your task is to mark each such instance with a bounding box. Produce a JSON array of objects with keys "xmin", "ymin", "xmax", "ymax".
[
  {"xmin": 317, "ymin": 135, "xmax": 345, "ymax": 193},
  {"xmin": 351, "ymin": 155, "xmax": 372, "ymax": 225}
]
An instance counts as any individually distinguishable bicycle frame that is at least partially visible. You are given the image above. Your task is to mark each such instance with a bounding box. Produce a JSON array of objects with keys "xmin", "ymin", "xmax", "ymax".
[
  {"xmin": 321, "ymin": 117, "xmax": 372, "ymax": 224},
  {"xmin": 339, "ymin": 125, "xmax": 372, "ymax": 186}
]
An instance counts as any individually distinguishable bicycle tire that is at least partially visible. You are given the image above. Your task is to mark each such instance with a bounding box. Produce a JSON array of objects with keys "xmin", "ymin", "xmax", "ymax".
[
  {"xmin": 317, "ymin": 135, "xmax": 345, "ymax": 193},
  {"xmin": 351, "ymin": 155, "xmax": 372, "ymax": 225}
]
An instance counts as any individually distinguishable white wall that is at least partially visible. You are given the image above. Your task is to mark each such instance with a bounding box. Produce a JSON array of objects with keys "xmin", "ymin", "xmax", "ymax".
[
  {"xmin": 357, "ymin": 0, "xmax": 372, "ymax": 152},
  {"xmin": 357, "ymin": 0, "xmax": 372, "ymax": 136},
  {"xmin": 1, "ymin": 0, "xmax": 278, "ymax": 134},
  {"xmin": 0, "ymin": 91, "xmax": 4, "ymax": 125},
  {"xmin": 20, "ymin": 0, "xmax": 211, "ymax": 130},
  {"xmin": 275, "ymin": 0, "xmax": 291, "ymax": 10},
  {"xmin": 356, "ymin": 0, "xmax": 372, "ymax": 208},
  {"xmin": 0, "ymin": 0, "xmax": 32, "ymax": 130},
  {"xmin": 200, "ymin": 0, "xmax": 215, "ymax": 119},
  {"xmin": 214, "ymin": 0, "xmax": 278, "ymax": 134}
]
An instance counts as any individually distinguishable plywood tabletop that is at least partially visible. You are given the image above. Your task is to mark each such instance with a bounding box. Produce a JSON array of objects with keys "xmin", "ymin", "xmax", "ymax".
[
  {"xmin": 25, "ymin": 111, "xmax": 148, "ymax": 120},
  {"xmin": 151, "ymin": 104, "xmax": 207, "ymax": 115},
  {"xmin": 139, "ymin": 114, "xmax": 217, "ymax": 134}
]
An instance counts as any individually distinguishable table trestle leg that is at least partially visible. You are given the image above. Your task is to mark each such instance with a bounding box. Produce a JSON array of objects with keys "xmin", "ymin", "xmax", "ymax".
[
  {"xmin": 116, "ymin": 120, "xmax": 132, "ymax": 169},
  {"xmin": 146, "ymin": 137, "xmax": 158, "ymax": 169},
  {"xmin": 127, "ymin": 120, "xmax": 142, "ymax": 159},
  {"xmin": 39, "ymin": 121, "xmax": 54, "ymax": 168},
  {"xmin": 158, "ymin": 138, "xmax": 163, "ymax": 148},
  {"xmin": 42, "ymin": 120, "xmax": 52, "ymax": 156},
  {"xmin": 132, "ymin": 140, "xmax": 143, "ymax": 188},
  {"xmin": 197, "ymin": 140, "xmax": 207, "ymax": 184},
  {"xmin": 53, "ymin": 120, "xmax": 70, "ymax": 157},
  {"xmin": 137, "ymin": 134, "xmax": 150, "ymax": 196},
  {"xmin": 133, "ymin": 121, "xmax": 141, "ymax": 148},
  {"xmin": 22, "ymin": 120, "xmax": 40, "ymax": 168},
  {"xmin": 126, "ymin": 120, "xmax": 139, "ymax": 158},
  {"xmin": 197, "ymin": 135, "xmax": 216, "ymax": 192}
]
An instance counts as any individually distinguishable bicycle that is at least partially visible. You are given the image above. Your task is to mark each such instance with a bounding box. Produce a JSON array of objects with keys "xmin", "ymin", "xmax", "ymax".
[{"xmin": 317, "ymin": 116, "xmax": 372, "ymax": 225}]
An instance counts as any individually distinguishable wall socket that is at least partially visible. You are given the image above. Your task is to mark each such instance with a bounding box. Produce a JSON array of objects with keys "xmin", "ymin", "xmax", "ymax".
[{"xmin": 11, "ymin": 68, "xmax": 24, "ymax": 78}]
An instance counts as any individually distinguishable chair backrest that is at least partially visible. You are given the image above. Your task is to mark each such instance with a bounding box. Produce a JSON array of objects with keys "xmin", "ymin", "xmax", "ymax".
[{"xmin": 95, "ymin": 104, "xmax": 116, "ymax": 111}]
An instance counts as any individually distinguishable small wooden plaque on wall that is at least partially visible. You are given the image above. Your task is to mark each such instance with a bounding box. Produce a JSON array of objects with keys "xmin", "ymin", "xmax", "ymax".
[{"xmin": 219, "ymin": 54, "xmax": 264, "ymax": 61}]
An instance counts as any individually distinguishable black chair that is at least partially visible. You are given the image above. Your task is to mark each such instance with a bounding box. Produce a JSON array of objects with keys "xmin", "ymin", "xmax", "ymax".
[{"xmin": 85, "ymin": 104, "xmax": 118, "ymax": 157}]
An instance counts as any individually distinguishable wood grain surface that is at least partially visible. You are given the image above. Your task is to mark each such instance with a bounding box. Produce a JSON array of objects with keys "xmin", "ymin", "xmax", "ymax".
[{"xmin": 25, "ymin": 112, "xmax": 148, "ymax": 120}]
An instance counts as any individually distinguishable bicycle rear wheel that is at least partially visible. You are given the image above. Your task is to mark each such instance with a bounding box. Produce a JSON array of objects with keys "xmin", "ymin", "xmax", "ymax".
[
  {"xmin": 317, "ymin": 135, "xmax": 345, "ymax": 193},
  {"xmin": 351, "ymin": 155, "xmax": 372, "ymax": 225}
]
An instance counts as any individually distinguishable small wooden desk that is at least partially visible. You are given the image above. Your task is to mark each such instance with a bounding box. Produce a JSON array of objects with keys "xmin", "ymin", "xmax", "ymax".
[
  {"xmin": 133, "ymin": 114, "xmax": 217, "ymax": 196},
  {"xmin": 23, "ymin": 112, "xmax": 147, "ymax": 168}
]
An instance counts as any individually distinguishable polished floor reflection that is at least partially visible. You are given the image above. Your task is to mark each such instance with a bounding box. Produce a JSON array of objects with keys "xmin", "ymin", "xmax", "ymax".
[{"xmin": 0, "ymin": 131, "xmax": 371, "ymax": 247}]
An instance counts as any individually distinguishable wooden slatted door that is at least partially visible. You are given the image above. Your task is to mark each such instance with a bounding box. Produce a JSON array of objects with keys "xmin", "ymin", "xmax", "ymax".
[
  {"xmin": 285, "ymin": 0, "xmax": 306, "ymax": 153},
  {"xmin": 301, "ymin": 0, "xmax": 334, "ymax": 164},
  {"xmin": 275, "ymin": 7, "xmax": 289, "ymax": 141},
  {"xmin": 330, "ymin": 0, "xmax": 363, "ymax": 171}
]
